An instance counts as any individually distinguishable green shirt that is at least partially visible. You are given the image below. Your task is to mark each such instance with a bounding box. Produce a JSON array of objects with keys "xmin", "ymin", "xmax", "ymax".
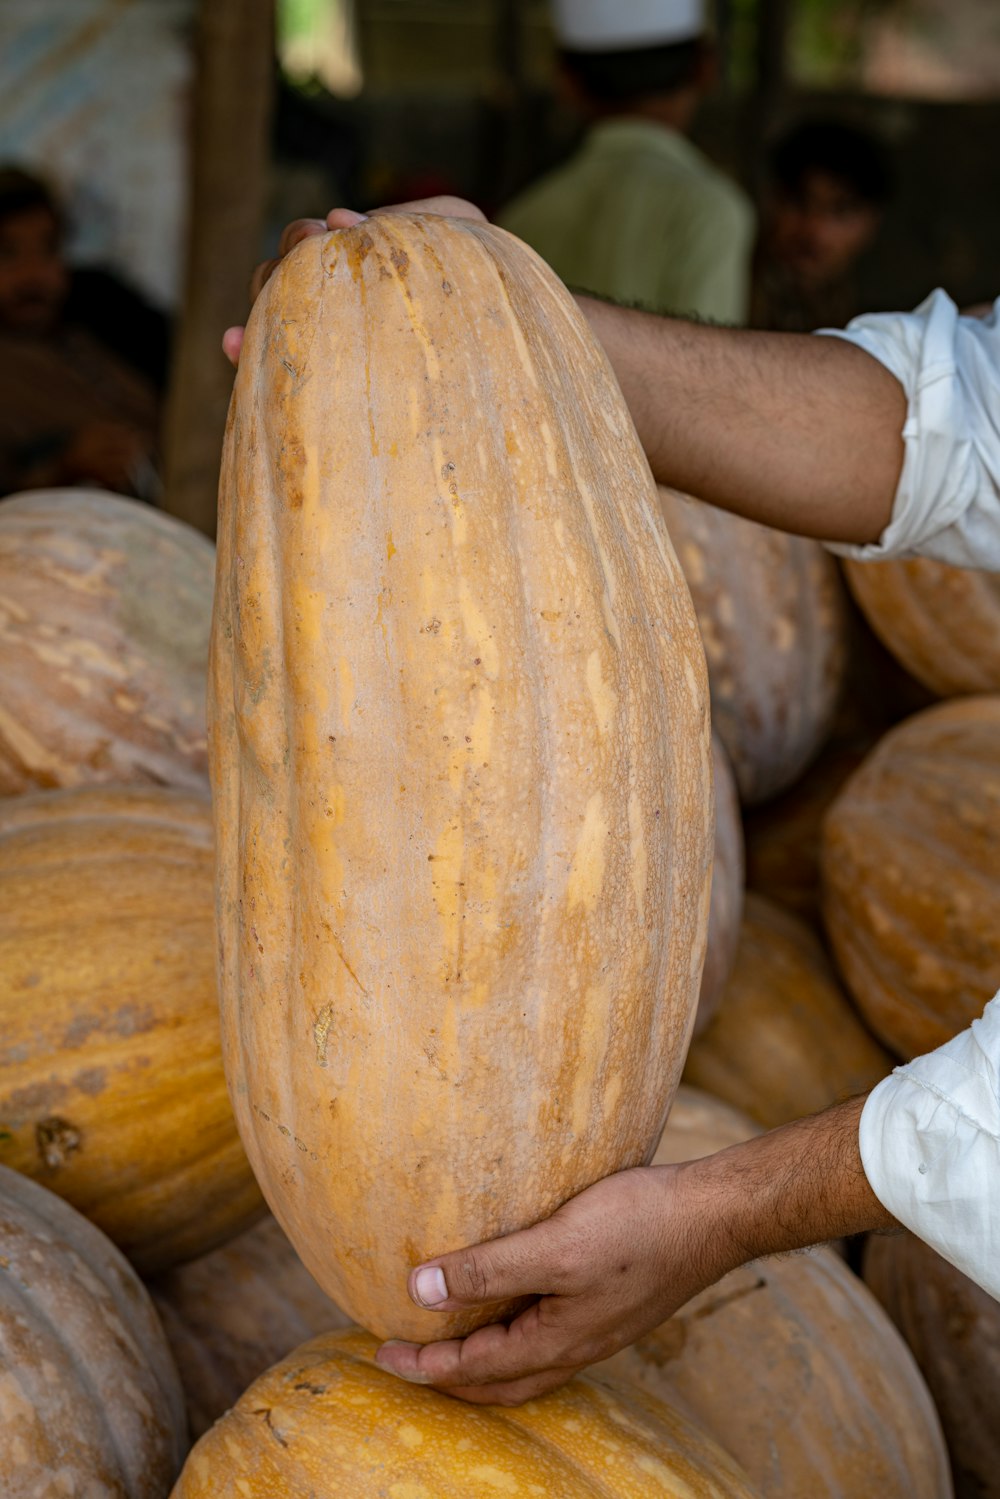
[{"xmin": 499, "ymin": 119, "xmax": 755, "ymax": 325}]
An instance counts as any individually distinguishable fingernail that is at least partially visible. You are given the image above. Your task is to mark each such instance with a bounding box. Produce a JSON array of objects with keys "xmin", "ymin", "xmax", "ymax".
[{"xmin": 413, "ymin": 1265, "xmax": 448, "ymax": 1307}]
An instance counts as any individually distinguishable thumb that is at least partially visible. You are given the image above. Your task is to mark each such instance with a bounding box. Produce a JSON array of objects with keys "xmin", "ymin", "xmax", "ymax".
[
  {"xmin": 326, "ymin": 207, "xmax": 369, "ymax": 231},
  {"xmin": 408, "ymin": 1216, "xmax": 573, "ymax": 1312},
  {"xmin": 222, "ymin": 326, "xmax": 244, "ymax": 367}
]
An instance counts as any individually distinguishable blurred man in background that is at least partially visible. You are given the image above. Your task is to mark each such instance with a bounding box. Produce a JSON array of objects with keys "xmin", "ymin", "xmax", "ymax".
[
  {"xmin": 0, "ymin": 166, "xmax": 168, "ymax": 501},
  {"xmin": 500, "ymin": 0, "xmax": 754, "ymax": 323},
  {"xmin": 751, "ymin": 120, "xmax": 893, "ymax": 333}
]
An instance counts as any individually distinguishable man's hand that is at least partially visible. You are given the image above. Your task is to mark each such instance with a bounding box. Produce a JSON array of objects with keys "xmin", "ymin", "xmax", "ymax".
[
  {"xmin": 374, "ymin": 1163, "xmax": 739, "ymax": 1406},
  {"xmin": 222, "ymin": 198, "xmax": 487, "ymax": 367},
  {"xmin": 374, "ymin": 1096, "xmax": 895, "ymax": 1406}
]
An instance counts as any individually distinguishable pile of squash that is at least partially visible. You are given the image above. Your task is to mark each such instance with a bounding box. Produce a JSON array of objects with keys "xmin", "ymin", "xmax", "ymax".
[{"xmin": 0, "ymin": 213, "xmax": 995, "ymax": 1497}]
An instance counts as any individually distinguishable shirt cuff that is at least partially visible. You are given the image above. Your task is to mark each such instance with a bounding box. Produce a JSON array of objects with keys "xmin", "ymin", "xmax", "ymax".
[
  {"xmin": 859, "ymin": 993, "xmax": 1000, "ymax": 1298},
  {"xmin": 818, "ymin": 289, "xmax": 994, "ymax": 566}
]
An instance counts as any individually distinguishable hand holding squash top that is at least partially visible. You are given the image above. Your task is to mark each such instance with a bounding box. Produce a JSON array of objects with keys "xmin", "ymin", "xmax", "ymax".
[{"xmin": 222, "ymin": 198, "xmax": 487, "ymax": 365}]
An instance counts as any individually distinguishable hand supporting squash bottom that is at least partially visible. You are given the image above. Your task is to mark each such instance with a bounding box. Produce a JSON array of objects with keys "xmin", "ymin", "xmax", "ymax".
[{"xmin": 374, "ymin": 1094, "xmax": 896, "ymax": 1404}]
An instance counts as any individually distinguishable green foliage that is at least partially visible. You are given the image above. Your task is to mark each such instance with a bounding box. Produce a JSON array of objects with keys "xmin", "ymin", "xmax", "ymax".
[
  {"xmin": 722, "ymin": 0, "xmax": 899, "ymax": 92},
  {"xmin": 790, "ymin": 0, "xmax": 893, "ymax": 87},
  {"xmin": 279, "ymin": 0, "xmax": 327, "ymax": 48}
]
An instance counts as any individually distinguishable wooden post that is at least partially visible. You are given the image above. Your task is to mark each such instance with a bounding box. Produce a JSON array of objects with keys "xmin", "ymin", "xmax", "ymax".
[
  {"xmin": 493, "ymin": 0, "xmax": 533, "ymax": 207},
  {"xmin": 161, "ymin": 0, "xmax": 275, "ymax": 536},
  {"xmin": 741, "ymin": 0, "xmax": 789, "ymax": 192}
]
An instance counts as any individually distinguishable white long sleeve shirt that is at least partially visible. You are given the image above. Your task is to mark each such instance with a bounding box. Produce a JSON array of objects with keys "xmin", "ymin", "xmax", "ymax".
[
  {"xmin": 824, "ymin": 289, "xmax": 1000, "ymax": 570},
  {"xmin": 820, "ymin": 290, "xmax": 1000, "ymax": 1295}
]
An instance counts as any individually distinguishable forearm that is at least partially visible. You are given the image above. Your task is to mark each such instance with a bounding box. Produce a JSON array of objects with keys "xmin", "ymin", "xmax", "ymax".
[
  {"xmin": 674, "ymin": 1095, "xmax": 897, "ymax": 1280},
  {"xmin": 579, "ymin": 296, "xmax": 906, "ymax": 544}
]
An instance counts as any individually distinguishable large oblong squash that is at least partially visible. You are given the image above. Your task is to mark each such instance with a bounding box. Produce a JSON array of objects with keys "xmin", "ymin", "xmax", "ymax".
[{"xmin": 211, "ymin": 214, "xmax": 713, "ymax": 1341}]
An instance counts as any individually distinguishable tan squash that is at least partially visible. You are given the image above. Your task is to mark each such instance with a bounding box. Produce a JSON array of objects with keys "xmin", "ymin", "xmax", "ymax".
[
  {"xmin": 832, "ymin": 582, "xmax": 934, "ymax": 743},
  {"xmin": 150, "ymin": 1214, "xmax": 352, "ymax": 1438},
  {"xmin": 864, "ymin": 1231, "xmax": 1000, "ymax": 1499},
  {"xmin": 743, "ymin": 737, "xmax": 872, "ymax": 926},
  {"xmin": 822, "ymin": 696, "xmax": 1000, "ymax": 1059},
  {"xmin": 844, "ymin": 554, "xmax": 1000, "ymax": 698},
  {"xmin": 684, "ymin": 894, "xmax": 891, "ymax": 1127},
  {"xmin": 655, "ymin": 1084, "xmax": 759, "ymax": 1161},
  {"xmin": 0, "ymin": 1161, "xmax": 187, "ymax": 1497},
  {"xmin": 0, "ymin": 489, "xmax": 213, "ymax": 794},
  {"xmin": 657, "ymin": 487, "xmax": 849, "ymax": 805},
  {"xmin": 695, "ymin": 735, "xmax": 744, "ymax": 1035},
  {"xmin": 0, "ymin": 785, "xmax": 263, "ymax": 1272},
  {"xmin": 211, "ymin": 214, "xmax": 713, "ymax": 1340},
  {"xmin": 170, "ymin": 1327, "xmax": 758, "ymax": 1498},
  {"xmin": 596, "ymin": 1089, "xmax": 954, "ymax": 1499},
  {"xmin": 655, "ymin": 1086, "xmax": 772, "ymax": 1208}
]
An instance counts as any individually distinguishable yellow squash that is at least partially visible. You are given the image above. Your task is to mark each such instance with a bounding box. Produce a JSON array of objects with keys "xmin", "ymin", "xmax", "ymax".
[
  {"xmin": 0, "ymin": 785, "xmax": 263, "ymax": 1272},
  {"xmin": 684, "ymin": 894, "xmax": 891, "ymax": 1127},
  {"xmin": 844, "ymin": 554, "xmax": 1000, "ymax": 698},
  {"xmin": 822, "ymin": 696, "xmax": 1000, "ymax": 1058},
  {"xmin": 170, "ymin": 1328, "xmax": 757, "ymax": 1498},
  {"xmin": 211, "ymin": 214, "xmax": 713, "ymax": 1339},
  {"xmin": 150, "ymin": 1214, "xmax": 352, "ymax": 1438}
]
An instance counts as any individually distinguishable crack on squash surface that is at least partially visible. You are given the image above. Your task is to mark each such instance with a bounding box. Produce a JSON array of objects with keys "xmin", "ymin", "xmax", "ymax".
[
  {"xmin": 313, "ymin": 1003, "xmax": 336, "ymax": 1067},
  {"xmin": 36, "ymin": 1116, "xmax": 82, "ymax": 1170},
  {"xmin": 253, "ymin": 1407, "xmax": 289, "ymax": 1448},
  {"xmin": 690, "ymin": 1276, "xmax": 768, "ymax": 1321}
]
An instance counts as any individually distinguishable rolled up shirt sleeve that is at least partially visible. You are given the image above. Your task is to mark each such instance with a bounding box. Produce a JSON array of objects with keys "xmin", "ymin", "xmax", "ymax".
[
  {"xmin": 859, "ymin": 994, "xmax": 1000, "ymax": 1298},
  {"xmin": 819, "ymin": 289, "xmax": 1000, "ymax": 570}
]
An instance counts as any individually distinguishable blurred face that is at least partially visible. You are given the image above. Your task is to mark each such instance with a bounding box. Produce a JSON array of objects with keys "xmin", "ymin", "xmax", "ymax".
[
  {"xmin": 0, "ymin": 205, "xmax": 69, "ymax": 334},
  {"xmin": 768, "ymin": 169, "xmax": 881, "ymax": 289}
]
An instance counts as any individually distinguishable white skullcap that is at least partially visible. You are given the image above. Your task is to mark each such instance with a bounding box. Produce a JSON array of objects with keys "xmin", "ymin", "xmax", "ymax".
[{"xmin": 552, "ymin": 0, "xmax": 707, "ymax": 50}]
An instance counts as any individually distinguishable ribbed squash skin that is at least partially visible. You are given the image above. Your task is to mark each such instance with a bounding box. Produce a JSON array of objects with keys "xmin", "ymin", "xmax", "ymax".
[
  {"xmin": 695, "ymin": 735, "xmax": 744, "ymax": 1035},
  {"xmin": 657, "ymin": 487, "xmax": 848, "ymax": 805},
  {"xmin": 170, "ymin": 1327, "xmax": 757, "ymax": 1499},
  {"xmin": 0, "ymin": 786, "xmax": 263, "ymax": 1272},
  {"xmin": 600, "ymin": 1090, "xmax": 954, "ymax": 1499},
  {"xmin": 821, "ymin": 696, "xmax": 1000, "ymax": 1059},
  {"xmin": 0, "ymin": 489, "xmax": 213, "ymax": 795},
  {"xmin": 864, "ymin": 1232, "xmax": 1000, "ymax": 1499},
  {"xmin": 211, "ymin": 214, "xmax": 713, "ymax": 1340},
  {"xmin": 0, "ymin": 1162, "xmax": 186, "ymax": 1497},
  {"xmin": 684, "ymin": 894, "xmax": 891, "ymax": 1127},
  {"xmin": 844, "ymin": 554, "xmax": 1000, "ymax": 698},
  {"xmin": 150, "ymin": 1215, "xmax": 352, "ymax": 1438}
]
